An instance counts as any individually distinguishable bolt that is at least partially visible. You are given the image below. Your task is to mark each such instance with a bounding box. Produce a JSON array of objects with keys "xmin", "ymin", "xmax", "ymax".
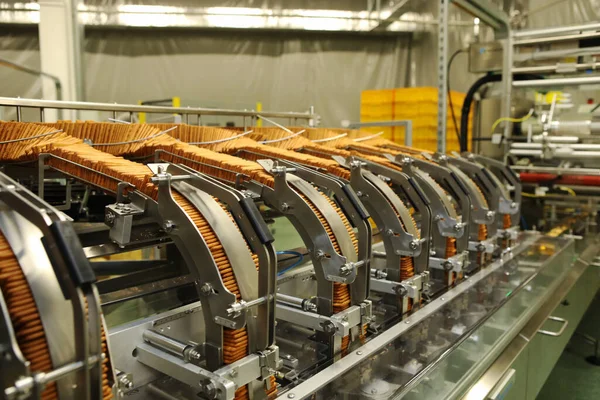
[
  {"xmin": 443, "ymin": 262, "xmax": 453, "ymax": 271},
  {"xmin": 189, "ymin": 349, "xmax": 202, "ymax": 360},
  {"xmin": 356, "ymin": 191, "xmax": 363, "ymax": 197},
  {"xmin": 163, "ymin": 220, "xmax": 175, "ymax": 233},
  {"xmin": 511, "ymin": 202, "xmax": 517, "ymax": 209},
  {"xmin": 395, "ymin": 285, "xmax": 408, "ymax": 297},
  {"xmin": 105, "ymin": 212, "xmax": 115, "ymax": 225},
  {"xmin": 386, "ymin": 229, "xmax": 394, "ymax": 236},
  {"xmin": 229, "ymin": 368, "xmax": 238, "ymax": 378},
  {"xmin": 371, "ymin": 388, "xmax": 378, "ymax": 394},
  {"xmin": 288, "ymin": 394, "xmax": 296, "ymax": 399},
  {"xmin": 340, "ymin": 264, "xmax": 353, "ymax": 276},
  {"xmin": 119, "ymin": 375, "xmax": 133, "ymax": 390},
  {"xmin": 409, "ymin": 240, "xmax": 419, "ymax": 250},
  {"xmin": 486, "ymin": 211, "xmax": 495, "ymax": 220},
  {"xmin": 405, "ymin": 320, "xmax": 411, "ymax": 324},
  {"xmin": 281, "ymin": 202, "xmax": 290, "ymax": 212},
  {"xmin": 454, "ymin": 224, "xmax": 462, "ymax": 232},
  {"xmin": 356, "ymin": 350, "xmax": 363, "ymax": 355},
  {"xmin": 200, "ymin": 283, "xmax": 213, "ymax": 296},
  {"xmin": 199, "ymin": 381, "xmax": 217, "ymax": 400},
  {"xmin": 315, "ymin": 250, "xmax": 325, "ymax": 260},
  {"xmin": 441, "ymin": 297, "xmax": 446, "ymax": 301},
  {"xmin": 321, "ymin": 321, "xmax": 336, "ymax": 335}
]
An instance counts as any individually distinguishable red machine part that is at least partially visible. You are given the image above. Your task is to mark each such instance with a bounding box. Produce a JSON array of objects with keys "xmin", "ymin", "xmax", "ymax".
[{"xmin": 519, "ymin": 172, "xmax": 600, "ymax": 186}]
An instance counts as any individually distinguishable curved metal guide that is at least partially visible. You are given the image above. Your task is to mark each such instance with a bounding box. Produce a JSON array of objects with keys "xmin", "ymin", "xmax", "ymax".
[
  {"xmin": 0, "ymin": 172, "xmax": 104, "ymax": 400},
  {"xmin": 334, "ymin": 155, "xmax": 431, "ymax": 275},
  {"xmin": 244, "ymin": 154, "xmax": 372, "ymax": 305},
  {"xmin": 161, "ymin": 162, "xmax": 277, "ymax": 352}
]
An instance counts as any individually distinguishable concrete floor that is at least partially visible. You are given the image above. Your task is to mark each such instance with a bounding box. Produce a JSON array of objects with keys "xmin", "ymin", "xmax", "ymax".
[{"xmin": 537, "ymin": 294, "xmax": 600, "ymax": 399}]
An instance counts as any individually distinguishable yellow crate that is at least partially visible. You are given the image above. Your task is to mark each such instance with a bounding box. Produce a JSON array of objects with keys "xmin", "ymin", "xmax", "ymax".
[
  {"xmin": 393, "ymin": 87, "xmax": 466, "ymax": 104},
  {"xmin": 361, "ymin": 89, "xmax": 395, "ymax": 105}
]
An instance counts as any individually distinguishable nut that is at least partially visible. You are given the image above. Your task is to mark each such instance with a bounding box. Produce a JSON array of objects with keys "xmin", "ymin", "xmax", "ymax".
[
  {"xmin": 395, "ymin": 285, "xmax": 408, "ymax": 297},
  {"xmin": 162, "ymin": 220, "xmax": 176, "ymax": 233},
  {"xmin": 200, "ymin": 283, "xmax": 213, "ymax": 296}
]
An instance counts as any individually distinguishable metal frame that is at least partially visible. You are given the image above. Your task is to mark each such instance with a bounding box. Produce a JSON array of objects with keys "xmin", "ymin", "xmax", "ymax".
[
  {"xmin": 448, "ymin": 0, "xmax": 512, "ymax": 152},
  {"xmin": 437, "ymin": 0, "xmax": 450, "ymax": 153},
  {"xmin": 0, "ymin": 96, "xmax": 317, "ymax": 124},
  {"xmin": 276, "ymin": 232, "xmax": 542, "ymax": 400},
  {"xmin": 457, "ymin": 239, "xmax": 600, "ymax": 400}
]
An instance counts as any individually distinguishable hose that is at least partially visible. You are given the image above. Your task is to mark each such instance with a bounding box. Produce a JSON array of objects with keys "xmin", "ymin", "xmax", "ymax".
[{"xmin": 460, "ymin": 74, "xmax": 542, "ymax": 152}]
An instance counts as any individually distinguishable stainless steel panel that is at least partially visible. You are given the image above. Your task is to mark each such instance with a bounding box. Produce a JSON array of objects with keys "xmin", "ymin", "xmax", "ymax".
[
  {"xmin": 0, "ymin": 207, "xmax": 77, "ymax": 399},
  {"xmin": 469, "ymin": 42, "xmax": 503, "ymax": 73}
]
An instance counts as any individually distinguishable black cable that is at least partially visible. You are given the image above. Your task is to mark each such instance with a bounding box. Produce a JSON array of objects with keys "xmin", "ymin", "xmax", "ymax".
[
  {"xmin": 459, "ymin": 73, "xmax": 543, "ymax": 152},
  {"xmin": 447, "ymin": 49, "xmax": 465, "ymax": 145}
]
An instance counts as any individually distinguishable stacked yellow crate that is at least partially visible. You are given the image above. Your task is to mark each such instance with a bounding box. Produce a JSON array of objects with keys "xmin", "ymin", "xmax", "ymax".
[{"xmin": 360, "ymin": 87, "xmax": 473, "ymax": 152}]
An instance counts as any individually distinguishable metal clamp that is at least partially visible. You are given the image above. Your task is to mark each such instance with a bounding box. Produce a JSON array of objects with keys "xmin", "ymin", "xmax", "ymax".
[
  {"xmin": 498, "ymin": 225, "xmax": 519, "ymax": 241},
  {"xmin": 105, "ymin": 202, "xmax": 145, "ymax": 246},
  {"xmin": 429, "ymin": 251, "xmax": 469, "ymax": 273},
  {"xmin": 468, "ymin": 237, "xmax": 497, "ymax": 254},
  {"xmin": 538, "ymin": 316, "xmax": 569, "ymax": 337},
  {"xmin": 275, "ymin": 304, "xmax": 363, "ymax": 337}
]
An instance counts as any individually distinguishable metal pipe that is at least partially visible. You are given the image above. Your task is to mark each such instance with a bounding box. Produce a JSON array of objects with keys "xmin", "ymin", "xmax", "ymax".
[
  {"xmin": 510, "ymin": 149, "xmax": 600, "ymax": 158},
  {"xmin": 513, "ymin": 62, "xmax": 600, "ymax": 74},
  {"xmin": 551, "ymin": 120, "xmax": 600, "ymax": 136},
  {"xmin": 143, "ymin": 330, "xmax": 190, "ymax": 359},
  {"xmin": 277, "ymin": 294, "xmax": 304, "ymax": 308},
  {"xmin": 512, "ymin": 165, "xmax": 600, "ymax": 176},
  {"xmin": 513, "ymin": 23, "xmax": 600, "ymax": 39},
  {"xmin": 514, "ymin": 46, "xmax": 600, "ymax": 63},
  {"xmin": 452, "ymin": 0, "xmax": 510, "ymax": 33},
  {"xmin": 277, "ymin": 294, "xmax": 316, "ymax": 312},
  {"xmin": 513, "ymin": 76, "xmax": 600, "ymax": 88},
  {"xmin": 531, "ymin": 135, "xmax": 579, "ymax": 143},
  {"xmin": 515, "ymin": 31, "xmax": 600, "ymax": 46},
  {"xmin": 0, "ymin": 97, "xmax": 316, "ymax": 120},
  {"xmin": 511, "ymin": 143, "xmax": 600, "ymax": 150}
]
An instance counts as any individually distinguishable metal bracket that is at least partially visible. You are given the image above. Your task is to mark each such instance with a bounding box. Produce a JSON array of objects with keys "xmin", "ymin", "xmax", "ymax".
[
  {"xmin": 275, "ymin": 304, "xmax": 364, "ymax": 337},
  {"xmin": 370, "ymin": 272, "xmax": 429, "ymax": 303},
  {"xmin": 468, "ymin": 237, "xmax": 497, "ymax": 254},
  {"xmin": 256, "ymin": 159, "xmax": 355, "ymax": 285},
  {"xmin": 429, "ymin": 251, "xmax": 469, "ymax": 273},
  {"xmin": 498, "ymin": 226, "xmax": 519, "ymax": 241},
  {"xmin": 105, "ymin": 202, "xmax": 145, "ymax": 246}
]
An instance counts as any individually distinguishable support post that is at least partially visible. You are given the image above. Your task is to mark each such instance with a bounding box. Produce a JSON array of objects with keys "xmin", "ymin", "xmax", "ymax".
[
  {"xmin": 437, "ymin": 0, "xmax": 449, "ymax": 153},
  {"xmin": 38, "ymin": 0, "xmax": 83, "ymax": 121}
]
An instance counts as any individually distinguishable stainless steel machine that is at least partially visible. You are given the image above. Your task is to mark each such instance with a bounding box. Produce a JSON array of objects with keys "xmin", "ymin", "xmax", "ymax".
[{"xmin": 0, "ymin": 50, "xmax": 598, "ymax": 400}]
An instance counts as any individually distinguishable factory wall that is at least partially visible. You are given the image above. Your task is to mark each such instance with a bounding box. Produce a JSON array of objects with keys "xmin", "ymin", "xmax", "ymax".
[{"xmin": 0, "ymin": 0, "xmax": 597, "ymax": 126}]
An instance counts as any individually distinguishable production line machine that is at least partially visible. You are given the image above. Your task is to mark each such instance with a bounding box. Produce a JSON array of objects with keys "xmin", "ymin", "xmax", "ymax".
[{"xmin": 0, "ymin": 111, "xmax": 595, "ymax": 400}]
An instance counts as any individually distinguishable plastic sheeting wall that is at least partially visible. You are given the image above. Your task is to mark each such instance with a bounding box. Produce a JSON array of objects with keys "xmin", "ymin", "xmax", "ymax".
[
  {"xmin": 0, "ymin": 28, "xmax": 414, "ymax": 125},
  {"xmin": 0, "ymin": 0, "xmax": 598, "ymax": 125}
]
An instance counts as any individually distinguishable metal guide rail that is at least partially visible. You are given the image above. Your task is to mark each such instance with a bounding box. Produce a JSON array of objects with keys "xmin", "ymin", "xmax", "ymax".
[{"xmin": 0, "ymin": 96, "xmax": 318, "ymax": 124}]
